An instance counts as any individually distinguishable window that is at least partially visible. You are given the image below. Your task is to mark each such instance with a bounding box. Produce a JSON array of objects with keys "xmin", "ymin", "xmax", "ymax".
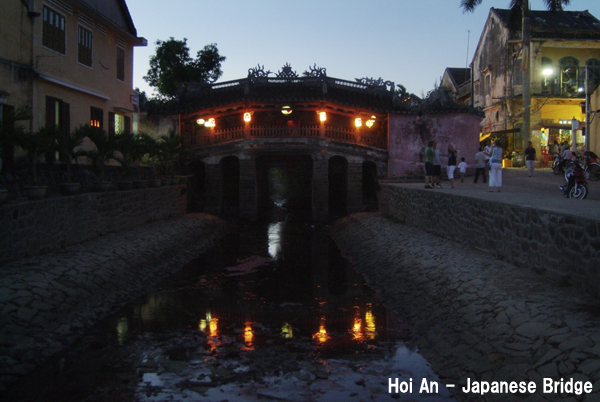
[
  {"xmin": 586, "ymin": 58, "xmax": 600, "ymax": 89},
  {"xmin": 559, "ymin": 57, "xmax": 579, "ymax": 95},
  {"xmin": 541, "ymin": 57, "xmax": 555, "ymax": 94},
  {"xmin": 46, "ymin": 96, "xmax": 70, "ymax": 134},
  {"xmin": 513, "ymin": 59, "xmax": 522, "ymax": 86},
  {"xmin": 108, "ymin": 112, "xmax": 130, "ymax": 136},
  {"xmin": 116, "ymin": 47, "xmax": 125, "ymax": 81},
  {"xmin": 90, "ymin": 107, "xmax": 103, "ymax": 128},
  {"xmin": 43, "ymin": 6, "xmax": 66, "ymax": 54},
  {"xmin": 78, "ymin": 26, "xmax": 93, "ymax": 67}
]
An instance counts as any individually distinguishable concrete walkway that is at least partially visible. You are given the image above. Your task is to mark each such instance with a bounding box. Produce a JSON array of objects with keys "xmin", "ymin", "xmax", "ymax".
[{"xmin": 386, "ymin": 167, "xmax": 600, "ymax": 221}]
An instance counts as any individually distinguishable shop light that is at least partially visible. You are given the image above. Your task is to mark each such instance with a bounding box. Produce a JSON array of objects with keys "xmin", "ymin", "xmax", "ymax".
[
  {"xmin": 205, "ymin": 118, "xmax": 216, "ymax": 127},
  {"xmin": 319, "ymin": 111, "xmax": 327, "ymax": 122},
  {"xmin": 355, "ymin": 117, "xmax": 362, "ymax": 127},
  {"xmin": 281, "ymin": 106, "xmax": 292, "ymax": 115},
  {"xmin": 244, "ymin": 112, "xmax": 251, "ymax": 122},
  {"xmin": 366, "ymin": 120, "xmax": 375, "ymax": 128},
  {"xmin": 196, "ymin": 118, "xmax": 205, "ymax": 125},
  {"xmin": 542, "ymin": 68, "xmax": 554, "ymax": 77}
]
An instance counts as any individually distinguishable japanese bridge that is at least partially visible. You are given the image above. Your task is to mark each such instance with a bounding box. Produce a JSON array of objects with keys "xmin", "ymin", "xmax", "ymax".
[{"xmin": 171, "ymin": 64, "xmax": 477, "ymax": 221}]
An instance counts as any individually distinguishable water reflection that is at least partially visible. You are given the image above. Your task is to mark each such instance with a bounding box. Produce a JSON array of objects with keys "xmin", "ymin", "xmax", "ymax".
[{"xmin": 118, "ymin": 218, "xmax": 396, "ymax": 357}]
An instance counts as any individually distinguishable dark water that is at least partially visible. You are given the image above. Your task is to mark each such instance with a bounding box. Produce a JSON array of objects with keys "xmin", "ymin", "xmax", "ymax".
[{"xmin": 4, "ymin": 214, "xmax": 453, "ymax": 401}]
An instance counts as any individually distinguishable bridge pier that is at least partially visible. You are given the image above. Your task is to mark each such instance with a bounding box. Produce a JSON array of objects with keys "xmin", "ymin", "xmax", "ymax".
[
  {"xmin": 239, "ymin": 158, "xmax": 257, "ymax": 221},
  {"xmin": 312, "ymin": 155, "xmax": 329, "ymax": 222}
]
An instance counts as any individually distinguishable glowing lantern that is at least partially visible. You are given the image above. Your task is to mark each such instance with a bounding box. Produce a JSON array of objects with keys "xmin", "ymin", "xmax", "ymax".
[
  {"xmin": 205, "ymin": 118, "xmax": 216, "ymax": 127},
  {"xmin": 281, "ymin": 106, "xmax": 292, "ymax": 115},
  {"xmin": 244, "ymin": 112, "xmax": 251, "ymax": 122},
  {"xmin": 366, "ymin": 119, "xmax": 375, "ymax": 128},
  {"xmin": 196, "ymin": 118, "xmax": 205, "ymax": 125},
  {"xmin": 355, "ymin": 117, "xmax": 362, "ymax": 127},
  {"xmin": 319, "ymin": 112, "xmax": 327, "ymax": 122}
]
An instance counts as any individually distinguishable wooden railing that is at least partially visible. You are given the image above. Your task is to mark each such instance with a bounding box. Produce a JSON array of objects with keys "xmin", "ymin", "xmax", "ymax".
[{"xmin": 185, "ymin": 125, "xmax": 387, "ymax": 150}]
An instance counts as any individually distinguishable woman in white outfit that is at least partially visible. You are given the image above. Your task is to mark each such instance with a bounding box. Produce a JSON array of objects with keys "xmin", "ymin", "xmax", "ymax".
[{"xmin": 489, "ymin": 139, "xmax": 503, "ymax": 192}]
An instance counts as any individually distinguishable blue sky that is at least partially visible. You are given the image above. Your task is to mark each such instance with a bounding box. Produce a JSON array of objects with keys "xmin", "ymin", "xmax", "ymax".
[{"xmin": 126, "ymin": 0, "xmax": 600, "ymax": 98}]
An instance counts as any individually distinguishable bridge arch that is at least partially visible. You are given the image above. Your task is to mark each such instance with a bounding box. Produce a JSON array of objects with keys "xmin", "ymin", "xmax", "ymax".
[
  {"xmin": 328, "ymin": 155, "xmax": 348, "ymax": 219},
  {"xmin": 220, "ymin": 156, "xmax": 240, "ymax": 218}
]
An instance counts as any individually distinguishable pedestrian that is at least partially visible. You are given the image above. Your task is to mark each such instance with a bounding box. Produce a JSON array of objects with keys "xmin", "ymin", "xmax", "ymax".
[
  {"xmin": 424, "ymin": 140, "xmax": 434, "ymax": 189},
  {"xmin": 483, "ymin": 139, "xmax": 493, "ymax": 175},
  {"xmin": 433, "ymin": 141, "xmax": 442, "ymax": 188},
  {"xmin": 525, "ymin": 141, "xmax": 536, "ymax": 177},
  {"xmin": 447, "ymin": 143, "xmax": 457, "ymax": 188},
  {"xmin": 474, "ymin": 146, "xmax": 487, "ymax": 183},
  {"xmin": 489, "ymin": 139, "xmax": 503, "ymax": 192},
  {"xmin": 550, "ymin": 140, "xmax": 560, "ymax": 158},
  {"xmin": 458, "ymin": 157, "xmax": 468, "ymax": 183}
]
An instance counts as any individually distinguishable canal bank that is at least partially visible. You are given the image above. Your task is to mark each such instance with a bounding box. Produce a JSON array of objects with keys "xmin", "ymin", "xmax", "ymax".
[
  {"xmin": 329, "ymin": 213, "xmax": 600, "ymax": 402},
  {"xmin": 0, "ymin": 213, "xmax": 229, "ymax": 392}
]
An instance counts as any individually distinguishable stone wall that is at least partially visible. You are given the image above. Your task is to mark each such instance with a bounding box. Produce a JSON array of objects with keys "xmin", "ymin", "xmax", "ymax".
[
  {"xmin": 379, "ymin": 184, "xmax": 600, "ymax": 298},
  {"xmin": 388, "ymin": 113, "xmax": 483, "ymax": 178},
  {"xmin": 0, "ymin": 185, "xmax": 187, "ymax": 264}
]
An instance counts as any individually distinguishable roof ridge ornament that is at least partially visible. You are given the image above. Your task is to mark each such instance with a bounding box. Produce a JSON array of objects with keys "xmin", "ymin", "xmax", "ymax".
[
  {"xmin": 276, "ymin": 63, "xmax": 299, "ymax": 78},
  {"xmin": 248, "ymin": 64, "xmax": 272, "ymax": 78},
  {"xmin": 355, "ymin": 77, "xmax": 395, "ymax": 92},
  {"xmin": 304, "ymin": 64, "xmax": 327, "ymax": 78}
]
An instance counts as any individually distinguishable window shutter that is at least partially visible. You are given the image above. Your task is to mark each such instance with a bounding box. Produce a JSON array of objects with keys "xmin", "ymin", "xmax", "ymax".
[
  {"xmin": 61, "ymin": 102, "xmax": 70, "ymax": 135},
  {"xmin": 108, "ymin": 112, "xmax": 115, "ymax": 136},
  {"xmin": 46, "ymin": 96, "xmax": 55, "ymax": 126}
]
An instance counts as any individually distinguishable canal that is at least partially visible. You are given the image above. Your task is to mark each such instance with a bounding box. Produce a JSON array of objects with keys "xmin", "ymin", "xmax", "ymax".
[{"xmin": 4, "ymin": 214, "xmax": 454, "ymax": 401}]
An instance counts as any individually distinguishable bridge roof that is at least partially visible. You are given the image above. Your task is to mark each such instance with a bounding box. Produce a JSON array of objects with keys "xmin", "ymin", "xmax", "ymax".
[{"xmin": 175, "ymin": 76, "xmax": 409, "ymax": 115}]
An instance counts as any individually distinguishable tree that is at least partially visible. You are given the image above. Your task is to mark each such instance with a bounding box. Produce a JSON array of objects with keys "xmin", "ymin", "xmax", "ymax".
[
  {"xmin": 144, "ymin": 38, "xmax": 226, "ymax": 99},
  {"xmin": 461, "ymin": 0, "xmax": 571, "ymax": 147}
]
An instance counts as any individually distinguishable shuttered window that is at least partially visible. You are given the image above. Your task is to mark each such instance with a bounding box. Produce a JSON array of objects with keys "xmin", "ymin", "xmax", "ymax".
[
  {"xmin": 43, "ymin": 6, "xmax": 66, "ymax": 54},
  {"xmin": 78, "ymin": 26, "xmax": 93, "ymax": 67}
]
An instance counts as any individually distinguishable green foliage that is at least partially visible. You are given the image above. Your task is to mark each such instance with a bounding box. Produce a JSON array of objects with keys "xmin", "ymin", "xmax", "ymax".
[
  {"xmin": 17, "ymin": 125, "xmax": 56, "ymax": 184},
  {"xmin": 144, "ymin": 38, "xmax": 226, "ymax": 99},
  {"xmin": 82, "ymin": 125, "xmax": 117, "ymax": 180},
  {"xmin": 49, "ymin": 125, "xmax": 88, "ymax": 182},
  {"xmin": 0, "ymin": 107, "xmax": 31, "ymax": 172}
]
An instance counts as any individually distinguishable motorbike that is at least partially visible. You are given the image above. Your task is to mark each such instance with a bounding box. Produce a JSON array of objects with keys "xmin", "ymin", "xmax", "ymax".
[
  {"xmin": 552, "ymin": 154, "xmax": 573, "ymax": 175},
  {"xmin": 559, "ymin": 160, "xmax": 588, "ymax": 199},
  {"xmin": 581, "ymin": 152, "xmax": 600, "ymax": 181}
]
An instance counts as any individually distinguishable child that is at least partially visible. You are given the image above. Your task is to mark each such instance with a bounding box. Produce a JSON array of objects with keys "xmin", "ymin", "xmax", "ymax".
[{"xmin": 458, "ymin": 157, "xmax": 468, "ymax": 183}]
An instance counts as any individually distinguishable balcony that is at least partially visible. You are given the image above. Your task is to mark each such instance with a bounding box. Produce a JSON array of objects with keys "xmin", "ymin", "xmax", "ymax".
[
  {"xmin": 184, "ymin": 125, "xmax": 388, "ymax": 150},
  {"xmin": 538, "ymin": 66, "xmax": 600, "ymax": 98}
]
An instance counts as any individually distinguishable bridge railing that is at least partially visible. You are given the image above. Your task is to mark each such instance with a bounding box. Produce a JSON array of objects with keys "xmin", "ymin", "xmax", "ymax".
[
  {"xmin": 185, "ymin": 125, "xmax": 387, "ymax": 150},
  {"xmin": 250, "ymin": 125, "xmax": 320, "ymax": 138}
]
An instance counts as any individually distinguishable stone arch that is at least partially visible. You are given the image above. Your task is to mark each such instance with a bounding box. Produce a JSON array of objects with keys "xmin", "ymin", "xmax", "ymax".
[
  {"xmin": 220, "ymin": 156, "xmax": 240, "ymax": 218},
  {"xmin": 362, "ymin": 160, "xmax": 379, "ymax": 212},
  {"xmin": 188, "ymin": 160, "xmax": 205, "ymax": 212},
  {"xmin": 328, "ymin": 155, "xmax": 348, "ymax": 218}
]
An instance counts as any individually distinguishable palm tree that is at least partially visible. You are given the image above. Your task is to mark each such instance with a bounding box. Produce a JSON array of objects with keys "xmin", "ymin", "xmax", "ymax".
[
  {"xmin": 0, "ymin": 107, "xmax": 31, "ymax": 173},
  {"xmin": 461, "ymin": 0, "xmax": 571, "ymax": 146}
]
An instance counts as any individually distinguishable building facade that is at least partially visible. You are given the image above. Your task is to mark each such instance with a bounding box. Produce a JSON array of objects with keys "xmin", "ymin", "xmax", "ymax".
[
  {"xmin": 0, "ymin": 0, "xmax": 145, "ymax": 166},
  {"xmin": 471, "ymin": 8, "xmax": 600, "ymax": 163}
]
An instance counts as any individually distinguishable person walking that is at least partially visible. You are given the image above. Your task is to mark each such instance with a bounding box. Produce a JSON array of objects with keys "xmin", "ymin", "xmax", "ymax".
[
  {"xmin": 525, "ymin": 141, "xmax": 536, "ymax": 177},
  {"xmin": 424, "ymin": 140, "xmax": 434, "ymax": 189},
  {"xmin": 489, "ymin": 139, "xmax": 503, "ymax": 192},
  {"xmin": 483, "ymin": 139, "xmax": 493, "ymax": 175},
  {"xmin": 433, "ymin": 141, "xmax": 443, "ymax": 188},
  {"xmin": 457, "ymin": 157, "xmax": 468, "ymax": 183},
  {"xmin": 474, "ymin": 146, "xmax": 487, "ymax": 183},
  {"xmin": 447, "ymin": 144, "xmax": 457, "ymax": 188}
]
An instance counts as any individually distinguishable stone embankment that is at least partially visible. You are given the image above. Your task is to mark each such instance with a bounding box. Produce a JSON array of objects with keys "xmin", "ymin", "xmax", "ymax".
[
  {"xmin": 330, "ymin": 213, "xmax": 600, "ymax": 402},
  {"xmin": 0, "ymin": 214, "xmax": 229, "ymax": 391}
]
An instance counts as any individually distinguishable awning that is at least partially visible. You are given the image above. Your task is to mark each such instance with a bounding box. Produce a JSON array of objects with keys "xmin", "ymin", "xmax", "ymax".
[{"xmin": 541, "ymin": 123, "xmax": 585, "ymax": 130}]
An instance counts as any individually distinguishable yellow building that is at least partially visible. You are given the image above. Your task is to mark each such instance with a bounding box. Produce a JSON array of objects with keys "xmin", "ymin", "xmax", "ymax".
[
  {"xmin": 472, "ymin": 8, "xmax": 600, "ymax": 164},
  {"xmin": 0, "ymin": 0, "xmax": 146, "ymax": 165}
]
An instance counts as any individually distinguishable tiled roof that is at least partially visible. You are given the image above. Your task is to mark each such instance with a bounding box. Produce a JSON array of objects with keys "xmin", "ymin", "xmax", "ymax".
[
  {"xmin": 493, "ymin": 8, "xmax": 600, "ymax": 40},
  {"xmin": 446, "ymin": 68, "xmax": 471, "ymax": 88},
  {"xmin": 176, "ymin": 77, "xmax": 405, "ymax": 114}
]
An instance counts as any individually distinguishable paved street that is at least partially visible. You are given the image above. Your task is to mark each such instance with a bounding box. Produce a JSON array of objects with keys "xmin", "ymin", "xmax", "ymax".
[{"xmin": 387, "ymin": 167, "xmax": 600, "ymax": 221}]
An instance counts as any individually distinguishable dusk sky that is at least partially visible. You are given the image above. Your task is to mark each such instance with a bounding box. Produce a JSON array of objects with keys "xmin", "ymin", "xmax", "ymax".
[{"xmin": 126, "ymin": 0, "xmax": 600, "ymax": 98}]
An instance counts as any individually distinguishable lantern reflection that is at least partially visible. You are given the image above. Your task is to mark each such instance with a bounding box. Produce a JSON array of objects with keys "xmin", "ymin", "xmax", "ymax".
[
  {"xmin": 244, "ymin": 323, "xmax": 254, "ymax": 346},
  {"xmin": 365, "ymin": 303, "xmax": 376, "ymax": 340},
  {"xmin": 281, "ymin": 322, "xmax": 293, "ymax": 338},
  {"xmin": 313, "ymin": 318, "xmax": 329, "ymax": 343}
]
